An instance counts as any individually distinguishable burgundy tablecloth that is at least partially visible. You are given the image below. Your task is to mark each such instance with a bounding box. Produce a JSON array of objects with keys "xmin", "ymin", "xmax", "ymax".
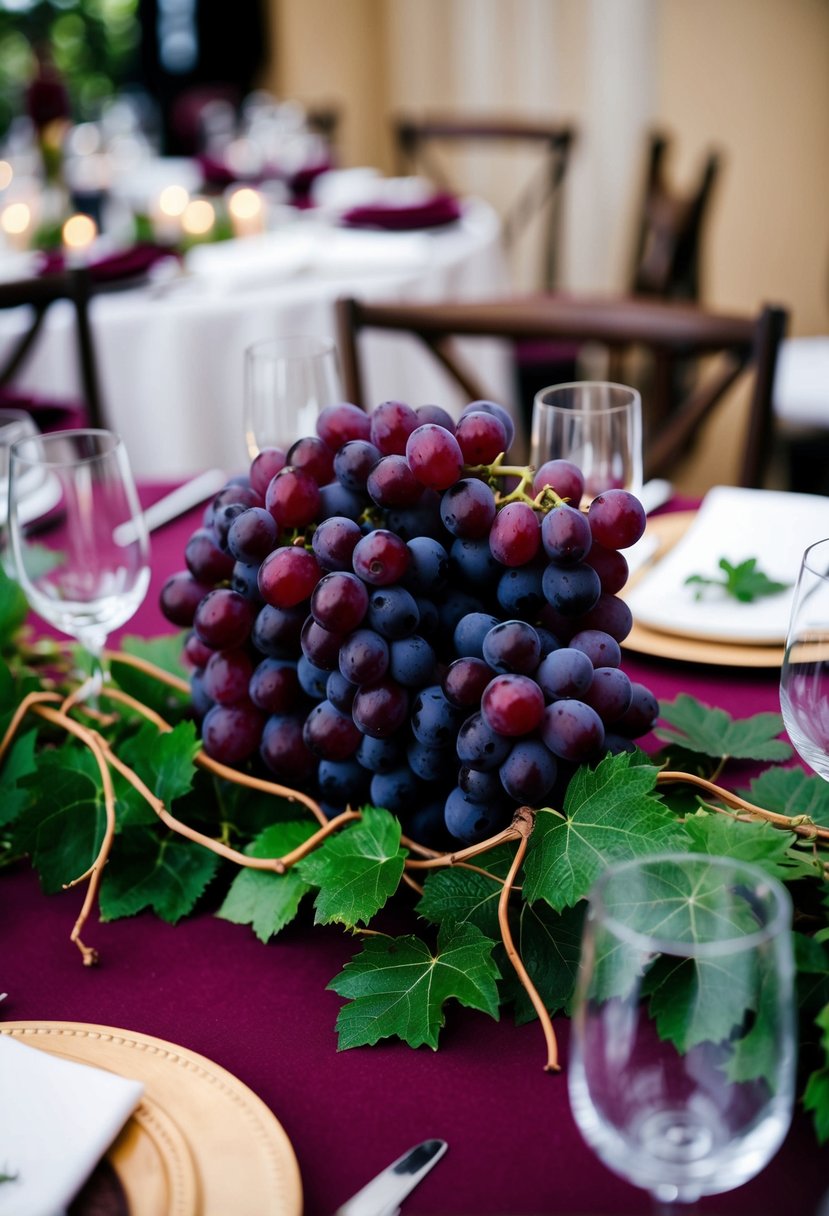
[{"xmin": 3, "ymin": 485, "xmax": 827, "ymax": 1216}]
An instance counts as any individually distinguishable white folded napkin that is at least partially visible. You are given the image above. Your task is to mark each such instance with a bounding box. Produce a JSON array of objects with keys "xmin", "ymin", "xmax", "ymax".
[{"xmin": 0, "ymin": 1034, "xmax": 144, "ymax": 1216}]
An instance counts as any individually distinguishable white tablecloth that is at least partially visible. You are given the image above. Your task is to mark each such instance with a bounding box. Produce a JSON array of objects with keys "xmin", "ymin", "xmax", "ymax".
[{"xmin": 0, "ymin": 199, "xmax": 513, "ymax": 477}]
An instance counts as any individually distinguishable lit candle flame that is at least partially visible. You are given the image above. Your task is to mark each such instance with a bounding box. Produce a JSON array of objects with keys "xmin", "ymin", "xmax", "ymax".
[
  {"xmin": 228, "ymin": 187, "xmax": 263, "ymax": 222},
  {"xmin": 1, "ymin": 202, "xmax": 31, "ymax": 236},
  {"xmin": 182, "ymin": 199, "xmax": 215, "ymax": 236},
  {"xmin": 62, "ymin": 213, "xmax": 98, "ymax": 252},
  {"xmin": 158, "ymin": 184, "xmax": 190, "ymax": 218}
]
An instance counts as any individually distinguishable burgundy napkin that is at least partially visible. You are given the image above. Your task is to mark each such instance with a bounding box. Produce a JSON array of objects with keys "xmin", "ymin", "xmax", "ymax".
[
  {"xmin": 38, "ymin": 243, "xmax": 179, "ymax": 284},
  {"xmin": 340, "ymin": 192, "xmax": 462, "ymax": 231},
  {"xmin": 0, "ymin": 388, "xmax": 84, "ymax": 432}
]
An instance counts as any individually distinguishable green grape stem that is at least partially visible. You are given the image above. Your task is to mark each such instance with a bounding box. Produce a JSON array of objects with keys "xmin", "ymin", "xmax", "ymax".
[{"xmin": 462, "ymin": 452, "xmax": 566, "ymax": 513}]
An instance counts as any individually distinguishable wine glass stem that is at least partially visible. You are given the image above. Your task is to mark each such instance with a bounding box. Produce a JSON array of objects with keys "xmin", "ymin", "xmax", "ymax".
[{"xmin": 76, "ymin": 630, "xmax": 107, "ymax": 704}]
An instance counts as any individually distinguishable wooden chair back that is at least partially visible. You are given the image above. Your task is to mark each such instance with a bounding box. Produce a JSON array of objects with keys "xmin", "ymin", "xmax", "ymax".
[
  {"xmin": 336, "ymin": 294, "xmax": 787, "ymax": 489},
  {"xmin": 393, "ymin": 113, "xmax": 576, "ymax": 291},
  {"xmin": 0, "ymin": 268, "xmax": 105, "ymax": 429}
]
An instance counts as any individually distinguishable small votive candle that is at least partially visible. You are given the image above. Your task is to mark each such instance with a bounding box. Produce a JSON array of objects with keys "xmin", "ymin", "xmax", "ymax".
[
  {"xmin": 0, "ymin": 161, "xmax": 13, "ymax": 193},
  {"xmin": 181, "ymin": 198, "xmax": 216, "ymax": 240},
  {"xmin": 228, "ymin": 186, "xmax": 265, "ymax": 238},
  {"xmin": 152, "ymin": 184, "xmax": 190, "ymax": 243},
  {"xmin": 62, "ymin": 212, "xmax": 98, "ymax": 266},
  {"xmin": 1, "ymin": 201, "xmax": 32, "ymax": 251}
]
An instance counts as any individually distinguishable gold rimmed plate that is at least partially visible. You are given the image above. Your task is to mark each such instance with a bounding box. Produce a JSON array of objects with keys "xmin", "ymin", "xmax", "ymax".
[
  {"xmin": 0, "ymin": 1021, "xmax": 303, "ymax": 1216},
  {"xmin": 622, "ymin": 512, "xmax": 785, "ymax": 667}
]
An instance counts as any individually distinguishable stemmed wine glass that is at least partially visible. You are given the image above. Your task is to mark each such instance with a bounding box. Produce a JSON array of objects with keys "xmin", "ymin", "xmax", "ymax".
[
  {"xmin": 780, "ymin": 537, "xmax": 829, "ymax": 778},
  {"xmin": 568, "ymin": 853, "xmax": 796, "ymax": 1210},
  {"xmin": 7, "ymin": 428, "xmax": 150, "ymax": 698},
  {"xmin": 243, "ymin": 334, "xmax": 343, "ymax": 459},
  {"xmin": 530, "ymin": 381, "xmax": 643, "ymax": 504}
]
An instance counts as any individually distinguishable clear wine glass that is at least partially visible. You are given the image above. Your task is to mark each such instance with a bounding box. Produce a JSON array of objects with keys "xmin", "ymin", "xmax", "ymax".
[
  {"xmin": 7, "ymin": 428, "xmax": 150, "ymax": 698},
  {"xmin": 780, "ymin": 537, "xmax": 829, "ymax": 777},
  {"xmin": 568, "ymin": 852, "xmax": 796, "ymax": 1210},
  {"xmin": 530, "ymin": 381, "xmax": 643, "ymax": 504},
  {"xmin": 243, "ymin": 334, "xmax": 343, "ymax": 460}
]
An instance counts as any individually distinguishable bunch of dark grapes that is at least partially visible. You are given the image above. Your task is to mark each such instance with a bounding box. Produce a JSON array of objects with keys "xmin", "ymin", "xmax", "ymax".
[{"xmin": 160, "ymin": 398, "xmax": 658, "ymax": 848}]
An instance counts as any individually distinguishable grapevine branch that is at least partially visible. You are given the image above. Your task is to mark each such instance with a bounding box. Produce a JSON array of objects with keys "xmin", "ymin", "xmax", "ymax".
[{"xmin": 657, "ymin": 770, "xmax": 829, "ymax": 842}]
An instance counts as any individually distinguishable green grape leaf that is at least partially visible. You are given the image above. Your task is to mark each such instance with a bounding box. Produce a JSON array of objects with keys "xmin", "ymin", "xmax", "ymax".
[
  {"xmin": 503, "ymin": 900, "xmax": 586, "ymax": 1023},
  {"xmin": 0, "ymin": 729, "xmax": 38, "ymax": 827},
  {"xmin": 682, "ymin": 810, "xmax": 813, "ymax": 880},
  {"xmin": 217, "ymin": 820, "xmax": 317, "ymax": 942},
  {"xmin": 654, "ymin": 694, "xmax": 792, "ymax": 761},
  {"xmin": 523, "ymin": 753, "xmax": 685, "ymax": 912},
  {"xmin": 795, "ymin": 934, "xmax": 829, "ymax": 1017},
  {"xmin": 739, "ymin": 766, "xmax": 829, "ymax": 829},
  {"xmin": 804, "ymin": 1003, "xmax": 829, "ymax": 1143},
  {"xmin": 111, "ymin": 633, "xmax": 190, "ymax": 716},
  {"xmin": 11, "ymin": 763, "xmax": 106, "ymax": 892},
  {"xmin": 684, "ymin": 556, "xmax": 790, "ymax": 603},
  {"xmin": 0, "ymin": 566, "xmax": 27, "ymax": 647},
  {"xmin": 416, "ymin": 843, "xmax": 516, "ymax": 938},
  {"xmin": 722, "ymin": 969, "xmax": 784, "ymax": 1088},
  {"xmin": 296, "ymin": 806, "xmax": 406, "ymax": 928},
  {"xmin": 99, "ymin": 826, "xmax": 219, "ymax": 924},
  {"xmin": 119, "ymin": 720, "xmax": 201, "ymax": 812},
  {"xmin": 328, "ymin": 920, "xmax": 500, "ymax": 1050}
]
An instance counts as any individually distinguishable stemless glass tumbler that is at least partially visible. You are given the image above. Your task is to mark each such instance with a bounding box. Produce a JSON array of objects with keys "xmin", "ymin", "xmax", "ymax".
[
  {"xmin": 568, "ymin": 853, "xmax": 796, "ymax": 1208},
  {"xmin": 243, "ymin": 334, "xmax": 343, "ymax": 460},
  {"xmin": 530, "ymin": 381, "xmax": 643, "ymax": 505},
  {"xmin": 7, "ymin": 428, "xmax": 150, "ymax": 696}
]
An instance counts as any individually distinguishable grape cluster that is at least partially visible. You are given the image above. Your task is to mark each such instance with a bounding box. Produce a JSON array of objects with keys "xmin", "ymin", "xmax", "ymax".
[{"xmin": 160, "ymin": 398, "xmax": 657, "ymax": 847}]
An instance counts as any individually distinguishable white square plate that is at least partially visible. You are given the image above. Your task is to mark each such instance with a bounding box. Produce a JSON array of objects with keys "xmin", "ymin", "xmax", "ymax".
[{"xmin": 624, "ymin": 486, "xmax": 829, "ymax": 644}]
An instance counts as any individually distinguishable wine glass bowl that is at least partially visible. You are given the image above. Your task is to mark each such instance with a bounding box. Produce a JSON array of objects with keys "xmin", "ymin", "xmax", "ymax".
[
  {"xmin": 7, "ymin": 428, "xmax": 150, "ymax": 692},
  {"xmin": 243, "ymin": 334, "xmax": 343, "ymax": 460},
  {"xmin": 530, "ymin": 381, "xmax": 643, "ymax": 505},
  {"xmin": 568, "ymin": 853, "xmax": 796, "ymax": 1207},
  {"xmin": 780, "ymin": 537, "xmax": 829, "ymax": 780}
]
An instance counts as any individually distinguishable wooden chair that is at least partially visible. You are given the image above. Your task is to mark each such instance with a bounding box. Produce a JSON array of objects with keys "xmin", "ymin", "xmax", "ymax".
[
  {"xmin": 393, "ymin": 113, "xmax": 577, "ymax": 291},
  {"xmin": 336, "ymin": 294, "xmax": 787, "ymax": 489},
  {"xmin": 630, "ymin": 131, "xmax": 721, "ymax": 302},
  {"xmin": 0, "ymin": 268, "xmax": 105, "ymax": 430}
]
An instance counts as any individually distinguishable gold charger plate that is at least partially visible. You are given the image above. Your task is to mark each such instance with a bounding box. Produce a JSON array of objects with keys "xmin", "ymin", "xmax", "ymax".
[
  {"xmin": 0, "ymin": 1021, "xmax": 302, "ymax": 1216},
  {"xmin": 622, "ymin": 511, "xmax": 785, "ymax": 668}
]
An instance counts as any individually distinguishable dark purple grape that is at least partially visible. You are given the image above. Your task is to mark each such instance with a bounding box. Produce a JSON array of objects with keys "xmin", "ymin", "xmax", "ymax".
[
  {"xmin": 583, "ymin": 667, "xmax": 633, "ymax": 723},
  {"xmin": 318, "ymin": 758, "xmax": 370, "ymax": 805},
  {"xmin": 461, "ymin": 399, "xmax": 515, "ymax": 451},
  {"xmin": 185, "ymin": 528, "xmax": 235, "ymax": 582},
  {"xmin": 613, "ymin": 682, "xmax": 660, "ymax": 738},
  {"xmin": 338, "ymin": 628, "xmax": 389, "ymax": 684},
  {"xmin": 311, "ymin": 571, "xmax": 369, "ymax": 633},
  {"xmin": 303, "ymin": 699, "xmax": 362, "ymax": 760},
  {"xmin": 481, "ymin": 674, "xmax": 545, "ymax": 736},
  {"xmin": 249, "ymin": 658, "xmax": 300, "ymax": 714},
  {"xmin": 385, "ymin": 489, "xmax": 443, "ymax": 541},
  {"xmin": 482, "ymin": 620, "xmax": 541, "ymax": 675},
  {"xmin": 251, "ymin": 603, "xmax": 305, "ymax": 656},
  {"xmin": 366, "ymin": 454, "xmax": 424, "ymax": 508},
  {"xmin": 437, "ymin": 589, "xmax": 486, "ymax": 638},
  {"xmin": 536, "ymin": 647, "xmax": 594, "ymax": 700},
  {"xmin": 406, "ymin": 424, "xmax": 464, "ymax": 490},
  {"xmin": 318, "ymin": 480, "xmax": 367, "ymax": 521},
  {"xmin": 203, "ymin": 648, "xmax": 254, "ymax": 705},
  {"xmin": 401, "ymin": 537, "xmax": 449, "ymax": 595},
  {"xmin": 449, "ymin": 537, "xmax": 502, "ymax": 590},
  {"xmin": 227, "ymin": 508, "xmax": 278, "ymax": 564},
  {"xmin": 204, "ymin": 484, "xmax": 263, "ymax": 529},
  {"xmin": 352, "ymin": 530, "xmax": 410, "ymax": 586},
  {"xmin": 370, "ymin": 765, "xmax": 422, "ymax": 814},
  {"xmin": 266, "ymin": 467, "xmax": 321, "ymax": 528},
  {"xmin": 190, "ymin": 668, "xmax": 214, "ymax": 720},
  {"xmin": 440, "ymin": 478, "xmax": 497, "ymax": 539},
  {"xmin": 193, "ymin": 588, "xmax": 254, "ymax": 649},
  {"xmin": 459, "ymin": 765, "xmax": 502, "ymax": 801},
  {"xmin": 312, "ymin": 515, "xmax": 362, "ymax": 572},
  {"xmin": 333, "ymin": 439, "xmax": 382, "ymax": 493},
  {"xmin": 496, "ymin": 564, "xmax": 546, "ymax": 618},
  {"xmin": 532, "ymin": 459, "xmax": 584, "ymax": 505},
  {"xmin": 370, "ymin": 400, "xmax": 420, "ymax": 455},
  {"xmin": 411, "ymin": 685, "xmax": 465, "ymax": 746},
  {"xmin": 202, "ymin": 701, "xmax": 264, "ymax": 763},
  {"xmin": 489, "ymin": 502, "xmax": 541, "ymax": 567},
  {"xmin": 326, "ymin": 669, "xmax": 357, "ymax": 713},
  {"xmin": 416, "ymin": 404, "xmax": 455, "ymax": 432},
  {"xmin": 285, "ymin": 435, "xmax": 334, "ymax": 486},
  {"xmin": 587, "ymin": 489, "xmax": 646, "ymax": 549},
  {"xmin": 389, "ymin": 635, "xmax": 436, "ymax": 688},
  {"xmin": 444, "ymin": 785, "xmax": 511, "ymax": 844},
  {"xmin": 356, "ymin": 732, "xmax": 405, "ymax": 773},
  {"xmin": 569, "ymin": 629, "xmax": 622, "ymax": 669},
  {"xmin": 499, "ymin": 740, "xmax": 558, "ymax": 803},
  {"xmin": 368, "ymin": 586, "xmax": 420, "ymax": 640},
  {"xmin": 406, "ymin": 738, "xmax": 451, "ymax": 782},
  {"xmin": 442, "ymin": 657, "xmax": 496, "ymax": 708},
  {"xmin": 160, "ymin": 571, "xmax": 213, "ymax": 628},
  {"xmin": 249, "ymin": 447, "xmax": 286, "ymax": 498},
  {"xmin": 453, "ymin": 611, "xmax": 500, "ymax": 660},
  {"xmin": 260, "ymin": 714, "xmax": 316, "ymax": 781},
  {"xmin": 579, "ymin": 592, "xmax": 633, "ymax": 642},
  {"xmin": 584, "ymin": 541, "xmax": 629, "ymax": 594},
  {"xmin": 541, "ymin": 699, "xmax": 605, "ymax": 762},
  {"xmin": 316, "ymin": 401, "xmax": 372, "ymax": 450},
  {"xmin": 258, "ymin": 546, "xmax": 321, "ymax": 608},
  {"xmin": 454, "ymin": 410, "xmax": 508, "ymax": 465},
  {"xmin": 300, "ymin": 616, "xmax": 344, "ymax": 670},
  {"xmin": 352, "ymin": 679, "xmax": 409, "ymax": 738},
  {"xmin": 541, "ymin": 504, "xmax": 592, "ymax": 563},
  {"xmin": 456, "ymin": 712, "xmax": 513, "ymax": 771},
  {"xmin": 541, "ymin": 561, "xmax": 601, "ymax": 616},
  {"xmin": 231, "ymin": 560, "xmax": 263, "ymax": 603},
  {"xmin": 297, "ymin": 655, "xmax": 329, "ymax": 700},
  {"xmin": 184, "ymin": 631, "xmax": 213, "ymax": 669}
]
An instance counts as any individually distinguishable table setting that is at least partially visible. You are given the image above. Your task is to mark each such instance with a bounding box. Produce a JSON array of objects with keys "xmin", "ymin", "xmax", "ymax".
[{"xmin": 0, "ymin": 370, "xmax": 828, "ymax": 1216}]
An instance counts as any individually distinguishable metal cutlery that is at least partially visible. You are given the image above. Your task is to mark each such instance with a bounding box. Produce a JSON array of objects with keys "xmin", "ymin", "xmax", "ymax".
[{"xmin": 333, "ymin": 1139, "xmax": 448, "ymax": 1216}]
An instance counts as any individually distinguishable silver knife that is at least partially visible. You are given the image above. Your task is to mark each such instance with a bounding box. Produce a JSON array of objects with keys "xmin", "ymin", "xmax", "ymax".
[
  {"xmin": 114, "ymin": 467, "xmax": 228, "ymax": 547},
  {"xmin": 333, "ymin": 1139, "xmax": 448, "ymax": 1216}
]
